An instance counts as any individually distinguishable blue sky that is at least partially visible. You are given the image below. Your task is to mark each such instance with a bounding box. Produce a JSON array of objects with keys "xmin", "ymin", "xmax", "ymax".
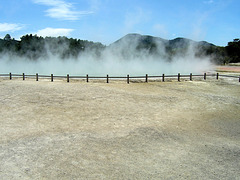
[{"xmin": 0, "ymin": 0, "xmax": 239, "ymax": 46}]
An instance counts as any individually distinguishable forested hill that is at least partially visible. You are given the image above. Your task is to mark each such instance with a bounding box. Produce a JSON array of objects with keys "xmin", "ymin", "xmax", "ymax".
[
  {"xmin": 0, "ymin": 33, "xmax": 239, "ymax": 64},
  {"xmin": 108, "ymin": 34, "xmax": 230, "ymax": 64}
]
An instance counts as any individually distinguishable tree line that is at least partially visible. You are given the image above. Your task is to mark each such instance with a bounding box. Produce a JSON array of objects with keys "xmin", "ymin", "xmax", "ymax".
[
  {"xmin": 0, "ymin": 34, "xmax": 106, "ymax": 60},
  {"xmin": 225, "ymin": 39, "xmax": 240, "ymax": 63},
  {"xmin": 0, "ymin": 34, "xmax": 239, "ymax": 64}
]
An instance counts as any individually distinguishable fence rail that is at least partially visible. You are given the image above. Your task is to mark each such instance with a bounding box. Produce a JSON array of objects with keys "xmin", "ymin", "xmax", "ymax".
[{"xmin": 0, "ymin": 72, "xmax": 239, "ymax": 83}]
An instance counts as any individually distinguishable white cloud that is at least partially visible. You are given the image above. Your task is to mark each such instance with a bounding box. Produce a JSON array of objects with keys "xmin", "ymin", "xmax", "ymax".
[
  {"xmin": 33, "ymin": 0, "xmax": 93, "ymax": 20},
  {"xmin": 0, "ymin": 23, "xmax": 24, "ymax": 32},
  {"xmin": 35, "ymin": 27, "xmax": 74, "ymax": 37}
]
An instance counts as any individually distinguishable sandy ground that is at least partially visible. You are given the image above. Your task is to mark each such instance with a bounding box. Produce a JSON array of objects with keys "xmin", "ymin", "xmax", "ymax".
[{"xmin": 0, "ymin": 76, "xmax": 240, "ymax": 179}]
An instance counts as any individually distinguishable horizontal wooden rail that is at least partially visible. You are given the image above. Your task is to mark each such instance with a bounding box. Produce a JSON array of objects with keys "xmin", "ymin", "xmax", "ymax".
[
  {"xmin": 37, "ymin": 75, "xmax": 52, "ymax": 78},
  {"xmin": 192, "ymin": 74, "xmax": 205, "ymax": 77},
  {"xmin": 11, "ymin": 74, "xmax": 23, "ymax": 77},
  {"xmin": 219, "ymin": 74, "xmax": 240, "ymax": 78},
  {"xmin": 68, "ymin": 76, "xmax": 86, "ymax": 78},
  {"xmin": 25, "ymin": 74, "xmax": 36, "ymax": 77},
  {"xmin": 52, "ymin": 75, "xmax": 67, "ymax": 78},
  {"xmin": 128, "ymin": 76, "xmax": 146, "ymax": 78},
  {"xmin": 108, "ymin": 76, "xmax": 128, "ymax": 79},
  {"xmin": 148, "ymin": 75, "xmax": 163, "ymax": 78},
  {"xmin": 0, "ymin": 74, "xmax": 9, "ymax": 76}
]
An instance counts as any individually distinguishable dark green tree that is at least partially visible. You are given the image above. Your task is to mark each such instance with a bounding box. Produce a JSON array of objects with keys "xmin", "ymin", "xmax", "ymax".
[
  {"xmin": 226, "ymin": 39, "xmax": 240, "ymax": 63},
  {"xmin": 4, "ymin": 34, "xmax": 11, "ymax": 41}
]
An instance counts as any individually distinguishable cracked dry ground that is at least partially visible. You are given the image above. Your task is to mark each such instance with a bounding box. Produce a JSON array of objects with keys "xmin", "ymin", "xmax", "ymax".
[{"xmin": 0, "ymin": 78, "xmax": 240, "ymax": 179}]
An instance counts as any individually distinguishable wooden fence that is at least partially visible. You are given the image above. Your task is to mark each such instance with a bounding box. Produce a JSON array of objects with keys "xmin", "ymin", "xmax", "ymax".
[{"xmin": 0, "ymin": 72, "xmax": 239, "ymax": 83}]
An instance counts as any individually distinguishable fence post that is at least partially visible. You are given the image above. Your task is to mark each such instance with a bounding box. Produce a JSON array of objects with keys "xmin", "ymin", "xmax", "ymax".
[
  {"xmin": 51, "ymin": 74, "xmax": 53, "ymax": 82},
  {"xmin": 204, "ymin": 73, "xmax": 206, "ymax": 80},
  {"xmin": 67, "ymin": 74, "xmax": 69, "ymax": 83},
  {"xmin": 178, "ymin": 73, "xmax": 180, "ymax": 82},
  {"xmin": 9, "ymin": 72, "xmax": 12, "ymax": 80},
  {"xmin": 216, "ymin": 73, "xmax": 219, "ymax": 80},
  {"xmin": 86, "ymin": 74, "xmax": 89, "ymax": 82},
  {"xmin": 127, "ymin": 74, "xmax": 130, "ymax": 84},
  {"xmin": 23, "ymin": 73, "xmax": 25, "ymax": 80},
  {"xmin": 190, "ymin": 73, "xmax": 192, "ymax": 81},
  {"xmin": 107, "ymin": 74, "xmax": 109, "ymax": 83},
  {"xmin": 145, "ymin": 74, "xmax": 148, "ymax": 83},
  {"xmin": 36, "ymin": 73, "xmax": 38, "ymax": 81},
  {"xmin": 162, "ymin": 74, "xmax": 165, "ymax": 82}
]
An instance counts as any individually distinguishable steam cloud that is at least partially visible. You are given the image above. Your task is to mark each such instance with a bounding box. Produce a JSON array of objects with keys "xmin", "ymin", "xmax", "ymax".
[{"xmin": 0, "ymin": 36, "xmax": 214, "ymax": 76}]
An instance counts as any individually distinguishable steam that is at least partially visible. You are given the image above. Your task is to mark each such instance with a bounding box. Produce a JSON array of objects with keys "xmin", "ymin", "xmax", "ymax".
[{"xmin": 0, "ymin": 36, "xmax": 214, "ymax": 76}]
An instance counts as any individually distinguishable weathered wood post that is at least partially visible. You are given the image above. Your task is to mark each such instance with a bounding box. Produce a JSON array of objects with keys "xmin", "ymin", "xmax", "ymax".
[
  {"xmin": 178, "ymin": 73, "xmax": 180, "ymax": 82},
  {"xmin": 86, "ymin": 74, "xmax": 89, "ymax": 82},
  {"xmin": 107, "ymin": 74, "xmax": 109, "ymax": 83},
  {"xmin": 216, "ymin": 73, "xmax": 219, "ymax": 80},
  {"xmin": 190, "ymin": 73, "xmax": 192, "ymax": 81},
  {"xmin": 51, "ymin": 74, "xmax": 53, "ymax": 82},
  {"xmin": 127, "ymin": 74, "xmax": 130, "ymax": 84},
  {"xmin": 204, "ymin": 73, "xmax": 206, "ymax": 80},
  {"xmin": 9, "ymin": 72, "xmax": 12, "ymax": 80},
  {"xmin": 36, "ymin": 73, "xmax": 38, "ymax": 81},
  {"xmin": 67, "ymin": 74, "xmax": 69, "ymax": 83},
  {"xmin": 145, "ymin": 74, "xmax": 148, "ymax": 83},
  {"xmin": 162, "ymin": 74, "xmax": 165, "ymax": 82},
  {"xmin": 23, "ymin": 73, "xmax": 25, "ymax": 80}
]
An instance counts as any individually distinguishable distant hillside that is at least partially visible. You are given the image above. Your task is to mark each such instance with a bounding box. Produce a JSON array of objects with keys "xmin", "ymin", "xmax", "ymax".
[{"xmin": 108, "ymin": 33, "xmax": 226, "ymax": 64}]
